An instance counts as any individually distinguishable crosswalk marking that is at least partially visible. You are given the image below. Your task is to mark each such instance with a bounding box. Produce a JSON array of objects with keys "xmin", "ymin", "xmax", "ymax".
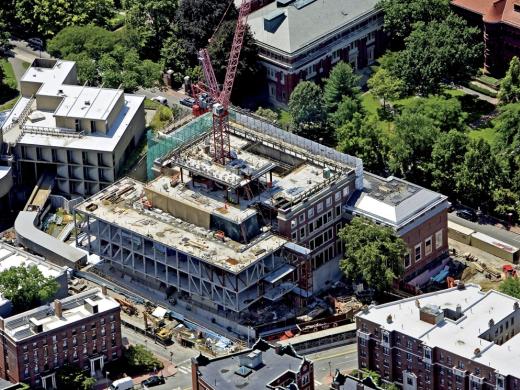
[
  {"xmin": 177, "ymin": 365, "xmax": 191, "ymax": 375},
  {"xmin": 314, "ymin": 380, "xmax": 322, "ymax": 386}
]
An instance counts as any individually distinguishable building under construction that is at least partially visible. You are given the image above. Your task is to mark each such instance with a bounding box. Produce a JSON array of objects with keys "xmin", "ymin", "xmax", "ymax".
[{"xmin": 73, "ymin": 109, "xmax": 448, "ymax": 326}]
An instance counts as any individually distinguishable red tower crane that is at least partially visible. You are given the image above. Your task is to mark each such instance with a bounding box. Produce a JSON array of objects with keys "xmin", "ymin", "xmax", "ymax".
[{"xmin": 198, "ymin": 0, "xmax": 252, "ymax": 165}]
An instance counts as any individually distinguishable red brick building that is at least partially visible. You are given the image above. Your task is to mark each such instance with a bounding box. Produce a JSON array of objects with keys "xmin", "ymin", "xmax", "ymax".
[
  {"xmin": 192, "ymin": 339, "xmax": 314, "ymax": 390},
  {"xmin": 0, "ymin": 288, "xmax": 122, "ymax": 389},
  {"xmin": 356, "ymin": 284, "xmax": 520, "ymax": 390},
  {"xmin": 345, "ymin": 174, "xmax": 450, "ymax": 281},
  {"xmin": 246, "ymin": 0, "xmax": 385, "ymax": 105},
  {"xmin": 451, "ymin": 0, "xmax": 520, "ymax": 76}
]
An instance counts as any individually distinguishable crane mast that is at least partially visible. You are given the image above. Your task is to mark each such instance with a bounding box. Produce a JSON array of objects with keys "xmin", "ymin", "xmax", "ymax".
[{"xmin": 198, "ymin": 0, "xmax": 252, "ymax": 165}]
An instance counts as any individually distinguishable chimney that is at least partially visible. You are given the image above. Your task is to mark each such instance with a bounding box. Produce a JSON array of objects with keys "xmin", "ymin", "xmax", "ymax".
[
  {"xmin": 101, "ymin": 284, "xmax": 108, "ymax": 296},
  {"xmin": 0, "ymin": 318, "xmax": 5, "ymax": 331},
  {"xmin": 54, "ymin": 299, "xmax": 62, "ymax": 318}
]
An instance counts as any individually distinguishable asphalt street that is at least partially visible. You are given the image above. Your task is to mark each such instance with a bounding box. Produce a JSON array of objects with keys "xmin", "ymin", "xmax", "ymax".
[{"xmin": 448, "ymin": 212, "xmax": 520, "ymax": 248}]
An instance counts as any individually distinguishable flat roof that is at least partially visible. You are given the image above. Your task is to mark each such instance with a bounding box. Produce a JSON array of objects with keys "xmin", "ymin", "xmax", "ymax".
[
  {"xmin": 357, "ymin": 285, "xmax": 520, "ymax": 377},
  {"xmin": 0, "ymin": 242, "xmax": 66, "ymax": 279},
  {"xmin": 346, "ymin": 174, "xmax": 448, "ymax": 228},
  {"xmin": 197, "ymin": 341, "xmax": 304, "ymax": 390},
  {"xmin": 248, "ymin": 0, "xmax": 379, "ymax": 54},
  {"xmin": 76, "ymin": 178, "xmax": 288, "ymax": 273},
  {"xmin": 16, "ymin": 94, "xmax": 144, "ymax": 152},
  {"xmin": 20, "ymin": 60, "xmax": 76, "ymax": 86},
  {"xmin": 472, "ymin": 231, "xmax": 519, "ymax": 253},
  {"xmin": 448, "ymin": 220, "xmax": 475, "ymax": 236},
  {"xmin": 3, "ymin": 288, "xmax": 119, "ymax": 341}
]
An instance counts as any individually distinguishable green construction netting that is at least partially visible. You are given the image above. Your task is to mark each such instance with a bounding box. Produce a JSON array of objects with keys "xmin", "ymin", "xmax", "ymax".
[{"xmin": 147, "ymin": 112, "xmax": 212, "ymax": 180}]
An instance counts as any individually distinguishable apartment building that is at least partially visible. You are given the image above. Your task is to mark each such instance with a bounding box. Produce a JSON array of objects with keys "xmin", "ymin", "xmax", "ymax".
[
  {"xmin": 0, "ymin": 58, "xmax": 146, "ymax": 197},
  {"xmin": 452, "ymin": 0, "xmax": 520, "ymax": 76},
  {"xmin": 356, "ymin": 284, "xmax": 520, "ymax": 389},
  {"xmin": 247, "ymin": 0, "xmax": 385, "ymax": 105},
  {"xmin": 191, "ymin": 339, "xmax": 314, "ymax": 390},
  {"xmin": 0, "ymin": 288, "xmax": 122, "ymax": 389}
]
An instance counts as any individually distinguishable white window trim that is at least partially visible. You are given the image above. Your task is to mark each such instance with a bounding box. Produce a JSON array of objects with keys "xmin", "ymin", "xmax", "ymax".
[
  {"xmin": 415, "ymin": 244, "xmax": 422, "ymax": 261},
  {"xmin": 435, "ymin": 229, "xmax": 443, "ymax": 249},
  {"xmin": 425, "ymin": 236, "xmax": 433, "ymax": 256}
]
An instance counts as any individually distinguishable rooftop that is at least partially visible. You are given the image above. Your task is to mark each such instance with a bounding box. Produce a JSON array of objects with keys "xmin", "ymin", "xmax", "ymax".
[
  {"xmin": 357, "ymin": 284, "xmax": 520, "ymax": 377},
  {"xmin": 248, "ymin": 0, "xmax": 380, "ymax": 54},
  {"xmin": 196, "ymin": 339, "xmax": 305, "ymax": 390},
  {"xmin": 75, "ymin": 178, "xmax": 288, "ymax": 273},
  {"xmin": 0, "ymin": 242, "xmax": 66, "ymax": 279},
  {"xmin": 451, "ymin": 0, "xmax": 520, "ymax": 28},
  {"xmin": 3, "ymin": 288, "xmax": 119, "ymax": 342},
  {"xmin": 346, "ymin": 173, "xmax": 448, "ymax": 229},
  {"xmin": 1, "ymin": 59, "xmax": 144, "ymax": 151}
]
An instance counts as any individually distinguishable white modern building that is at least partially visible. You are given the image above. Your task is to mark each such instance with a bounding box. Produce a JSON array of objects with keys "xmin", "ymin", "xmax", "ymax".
[{"xmin": 0, "ymin": 58, "xmax": 146, "ymax": 197}]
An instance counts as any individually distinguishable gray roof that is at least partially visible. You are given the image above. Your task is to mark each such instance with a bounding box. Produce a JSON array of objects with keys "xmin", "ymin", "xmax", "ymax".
[
  {"xmin": 346, "ymin": 174, "xmax": 448, "ymax": 229},
  {"xmin": 247, "ymin": 0, "xmax": 379, "ymax": 54},
  {"xmin": 14, "ymin": 211, "xmax": 86, "ymax": 267},
  {"xmin": 197, "ymin": 342, "xmax": 304, "ymax": 389}
]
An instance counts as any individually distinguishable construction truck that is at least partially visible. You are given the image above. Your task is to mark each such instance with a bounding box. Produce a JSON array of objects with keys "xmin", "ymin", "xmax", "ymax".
[{"xmin": 114, "ymin": 298, "xmax": 137, "ymax": 316}]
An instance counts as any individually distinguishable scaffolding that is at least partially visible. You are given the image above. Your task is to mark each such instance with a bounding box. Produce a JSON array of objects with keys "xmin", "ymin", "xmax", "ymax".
[{"xmin": 146, "ymin": 112, "xmax": 213, "ymax": 179}]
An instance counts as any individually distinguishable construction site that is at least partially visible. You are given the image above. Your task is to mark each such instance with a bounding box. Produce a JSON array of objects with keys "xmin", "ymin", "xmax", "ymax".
[{"xmin": 73, "ymin": 104, "xmax": 365, "ymax": 339}]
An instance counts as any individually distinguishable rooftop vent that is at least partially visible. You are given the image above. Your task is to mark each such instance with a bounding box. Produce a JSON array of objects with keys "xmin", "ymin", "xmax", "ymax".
[
  {"xmin": 235, "ymin": 366, "xmax": 252, "ymax": 377},
  {"xmin": 419, "ymin": 304, "xmax": 444, "ymax": 325},
  {"xmin": 277, "ymin": 0, "xmax": 294, "ymax": 6},
  {"xmin": 239, "ymin": 350, "xmax": 263, "ymax": 370},
  {"xmin": 85, "ymin": 100, "xmax": 91, "ymax": 105},
  {"xmin": 30, "ymin": 317, "xmax": 43, "ymax": 334},
  {"xmin": 293, "ymin": 0, "xmax": 317, "ymax": 9},
  {"xmin": 264, "ymin": 9, "xmax": 286, "ymax": 33},
  {"xmin": 84, "ymin": 298, "xmax": 99, "ymax": 314}
]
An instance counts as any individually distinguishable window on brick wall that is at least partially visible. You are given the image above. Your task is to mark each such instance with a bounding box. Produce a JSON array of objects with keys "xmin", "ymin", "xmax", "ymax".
[
  {"xmin": 415, "ymin": 244, "xmax": 421, "ymax": 261},
  {"xmin": 425, "ymin": 236, "xmax": 432, "ymax": 256},
  {"xmin": 404, "ymin": 252, "xmax": 411, "ymax": 268},
  {"xmin": 436, "ymin": 229, "xmax": 443, "ymax": 249}
]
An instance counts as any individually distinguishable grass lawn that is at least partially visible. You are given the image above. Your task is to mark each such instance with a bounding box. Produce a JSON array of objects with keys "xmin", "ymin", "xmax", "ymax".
[
  {"xmin": 468, "ymin": 127, "xmax": 499, "ymax": 145},
  {"xmin": 361, "ymin": 92, "xmax": 380, "ymax": 116},
  {"xmin": 278, "ymin": 109, "xmax": 292, "ymax": 128},
  {"xmin": 0, "ymin": 96, "xmax": 19, "ymax": 111},
  {"xmin": 144, "ymin": 98, "xmax": 161, "ymax": 110},
  {"xmin": 0, "ymin": 58, "xmax": 28, "ymax": 110},
  {"xmin": 1, "ymin": 59, "xmax": 17, "ymax": 90}
]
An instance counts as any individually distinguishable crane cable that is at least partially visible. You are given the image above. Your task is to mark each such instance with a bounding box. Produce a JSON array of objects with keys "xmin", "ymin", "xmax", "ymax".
[{"xmin": 209, "ymin": 0, "xmax": 236, "ymax": 43}]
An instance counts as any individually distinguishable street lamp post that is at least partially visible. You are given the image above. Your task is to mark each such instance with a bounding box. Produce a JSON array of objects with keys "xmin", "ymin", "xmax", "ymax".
[{"xmin": 328, "ymin": 361, "xmax": 332, "ymax": 377}]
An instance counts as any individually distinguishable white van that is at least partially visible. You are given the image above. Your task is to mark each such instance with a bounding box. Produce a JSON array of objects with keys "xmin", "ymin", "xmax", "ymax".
[
  {"xmin": 110, "ymin": 377, "xmax": 134, "ymax": 390},
  {"xmin": 151, "ymin": 96, "xmax": 168, "ymax": 106}
]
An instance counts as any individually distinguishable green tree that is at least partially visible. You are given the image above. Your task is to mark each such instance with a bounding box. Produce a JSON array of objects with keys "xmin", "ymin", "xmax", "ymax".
[
  {"xmin": 323, "ymin": 61, "xmax": 360, "ymax": 114},
  {"xmin": 393, "ymin": 14, "xmax": 482, "ymax": 95},
  {"xmin": 288, "ymin": 81, "xmax": 328, "ymax": 141},
  {"xmin": 0, "ymin": 265, "xmax": 59, "ymax": 312},
  {"xmin": 47, "ymin": 25, "xmax": 118, "ymax": 59},
  {"xmin": 339, "ymin": 217, "xmax": 407, "ymax": 293},
  {"xmin": 401, "ymin": 96, "xmax": 466, "ymax": 132},
  {"xmin": 125, "ymin": 345, "xmax": 164, "ymax": 373},
  {"xmin": 337, "ymin": 113, "xmax": 386, "ymax": 174},
  {"xmin": 455, "ymin": 139, "xmax": 503, "ymax": 210},
  {"xmin": 493, "ymin": 188, "xmax": 520, "ymax": 220},
  {"xmin": 367, "ymin": 67, "xmax": 405, "ymax": 112},
  {"xmin": 387, "ymin": 111, "xmax": 440, "ymax": 182},
  {"xmin": 499, "ymin": 57, "xmax": 520, "ymax": 105},
  {"xmin": 161, "ymin": 32, "xmax": 190, "ymax": 86},
  {"xmin": 123, "ymin": 0, "xmax": 178, "ymax": 60},
  {"xmin": 176, "ymin": 0, "xmax": 238, "ymax": 62},
  {"xmin": 430, "ymin": 130, "xmax": 469, "ymax": 196},
  {"xmin": 255, "ymin": 107, "xmax": 278, "ymax": 122},
  {"xmin": 330, "ymin": 96, "xmax": 363, "ymax": 128},
  {"xmin": 0, "ymin": 9, "xmax": 11, "ymax": 49},
  {"xmin": 207, "ymin": 19, "xmax": 261, "ymax": 102},
  {"xmin": 378, "ymin": 0, "xmax": 450, "ymax": 47},
  {"xmin": 65, "ymin": 52, "xmax": 98, "ymax": 84},
  {"xmin": 56, "ymin": 365, "xmax": 96, "ymax": 390},
  {"xmin": 499, "ymin": 277, "xmax": 520, "ymax": 299}
]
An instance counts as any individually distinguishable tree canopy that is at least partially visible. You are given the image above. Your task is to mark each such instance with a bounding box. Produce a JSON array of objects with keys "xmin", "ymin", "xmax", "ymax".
[
  {"xmin": 499, "ymin": 277, "xmax": 520, "ymax": 299},
  {"xmin": 124, "ymin": 345, "xmax": 164, "ymax": 373},
  {"xmin": 288, "ymin": 81, "xmax": 328, "ymax": 141},
  {"xmin": 323, "ymin": 61, "xmax": 361, "ymax": 113},
  {"xmin": 367, "ymin": 67, "xmax": 405, "ymax": 111},
  {"xmin": 56, "ymin": 365, "xmax": 96, "ymax": 390},
  {"xmin": 499, "ymin": 56, "xmax": 520, "ymax": 105},
  {"xmin": 0, "ymin": 265, "xmax": 59, "ymax": 312},
  {"xmin": 391, "ymin": 15, "xmax": 482, "ymax": 95},
  {"xmin": 339, "ymin": 217, "xmax": 407, "ymax": 293},
  {"xmin": 378, "ymin": 0, "xmax": 451, "ymax": 48}
]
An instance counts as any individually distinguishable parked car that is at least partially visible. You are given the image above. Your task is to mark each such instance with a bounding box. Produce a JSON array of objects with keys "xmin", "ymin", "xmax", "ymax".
[
  {"xmin": 179, "ymin": 97, "xmax": 196, "ymax": 107},
  {"xmin": 110, "ymin": 377, "xmax": 134, "ymax": 390},
  {"xmin": 27, "ymin": 37, "xmax": 43, "ymax": 48},
  {"xmin": 141, "ymin": 375, "xmax": 166, "ymax": 388},
  {"xmin": 456, "ymin": 209, "xmax": 478, "ymax": 222},
  {"xmin": 152, "ymin": 96, "xmax": 168, "ymax": 106}
]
